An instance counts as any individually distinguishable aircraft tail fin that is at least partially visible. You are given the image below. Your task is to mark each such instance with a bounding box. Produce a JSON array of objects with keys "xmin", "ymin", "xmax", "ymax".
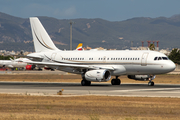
[
  {"xmin": 76, "ymin": 43, "xmax": 83, "ymax": 51},
  {"xmin": 10, "ymin": 58, "xmax": 14, "ymax": 61},
  {"xmin": 29, "ymin": 17, "xmax": 59, "ymax": 52}
]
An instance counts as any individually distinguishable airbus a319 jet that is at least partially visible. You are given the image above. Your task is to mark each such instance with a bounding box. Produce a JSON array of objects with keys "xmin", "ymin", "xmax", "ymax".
[{"xmin": 27, "ymin": 17, "xmax": 176, "ymax": 86}]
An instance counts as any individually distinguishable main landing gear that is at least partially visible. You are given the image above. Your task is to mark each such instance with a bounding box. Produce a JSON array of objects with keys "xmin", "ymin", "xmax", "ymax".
[
  {"xmin": 81, "ymin": 79, "xmax": 91, "ymax": 86},
  {"xmin": 111, "ymin": 76, "xmax": 121, "ymax": 85}
]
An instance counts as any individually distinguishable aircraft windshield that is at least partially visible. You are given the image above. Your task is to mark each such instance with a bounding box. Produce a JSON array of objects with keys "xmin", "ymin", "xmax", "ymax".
[{"xmin": 154, "ymin": 57, "xmax": 169, "ymax": 61}]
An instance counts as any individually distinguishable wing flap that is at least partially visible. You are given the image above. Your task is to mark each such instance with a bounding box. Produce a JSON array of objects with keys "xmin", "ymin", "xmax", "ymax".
[{"xmin": 26, "ymin": 61, "xmax": 115, "ymax": 70}]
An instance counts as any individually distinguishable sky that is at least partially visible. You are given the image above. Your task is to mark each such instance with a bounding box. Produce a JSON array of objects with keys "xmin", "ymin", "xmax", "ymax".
[{"xmin": 0, "ymin": 0, "xmax": 180, "ymax": 21}]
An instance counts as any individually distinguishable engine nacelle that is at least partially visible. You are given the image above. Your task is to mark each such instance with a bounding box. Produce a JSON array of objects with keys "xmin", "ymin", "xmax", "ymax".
[
  {"xmin": 85, "ymin": 69, "xmax": 111, "ymax": 82},
  {"xmin": 127, "ymin": 75, "xmax": 149, "ymax": 81},
  {"xmin": 26, "ymin": 65, "xmax": 35, "ymax": 70}
]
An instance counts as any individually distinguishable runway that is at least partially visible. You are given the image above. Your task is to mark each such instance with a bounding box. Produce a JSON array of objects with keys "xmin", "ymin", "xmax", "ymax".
[{"xmin": 0, "ymin": 82, "xmax": 180, "ymax": 98}]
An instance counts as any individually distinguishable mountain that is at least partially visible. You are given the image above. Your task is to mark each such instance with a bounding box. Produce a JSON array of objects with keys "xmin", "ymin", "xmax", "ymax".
[{"xmin": 0, "ymin": 12, "xmax": 180, "ymax": 51}]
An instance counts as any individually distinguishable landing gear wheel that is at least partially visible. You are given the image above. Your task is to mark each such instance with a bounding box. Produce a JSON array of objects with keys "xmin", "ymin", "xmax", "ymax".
[
  {"xmin": 111, "ymin": 79, "xmax": 116, "ymax": 85},
  {"xmin": 111, "ymin": 79, "xmax": 121, "ymax": 85},
  {"xmin": 148, "ymin": 81, "xmax": 154, "ymax": 86},
  {"xmin": 87, "ymin": 81, "xmax": 91, "ymax": 86},
  {"xmin": 81, "ymin": 80, "xmax": 91, "ymax": 86},
  {"xmin": 116, "ymin": 79, "xmax": 121, "ymax": 85},
  {"xmin": 151, "ymin": 82, "xmax": 154, "ymax": 86},
  {"xmin": 81, "ymin": 80, "xmax": 86, "ymax": 86}
]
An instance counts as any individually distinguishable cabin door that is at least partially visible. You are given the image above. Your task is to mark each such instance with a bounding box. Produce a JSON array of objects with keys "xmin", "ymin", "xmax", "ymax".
[{"xmin": 141, "ymin": 53, "xmax": 149, "ymax": 66}]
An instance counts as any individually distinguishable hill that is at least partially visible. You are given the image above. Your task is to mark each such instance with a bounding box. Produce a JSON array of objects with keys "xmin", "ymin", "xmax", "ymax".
[{"xmin": 0, "ymin": 12, "xmax": 180, "ymax": 51}]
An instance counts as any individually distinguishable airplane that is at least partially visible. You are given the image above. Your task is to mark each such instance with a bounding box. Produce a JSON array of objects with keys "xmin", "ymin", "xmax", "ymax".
[
  {"xmin": 0, "ymin": 58, "xmax": 33, "ymax": 70},
  {"xmin": 27, "ymin": 17, "xmax": 176, "ymax": 86}
]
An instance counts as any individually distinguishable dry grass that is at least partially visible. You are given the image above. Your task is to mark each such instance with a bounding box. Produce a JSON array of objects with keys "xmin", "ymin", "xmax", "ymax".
[
  {"xmin": 0, "ymin": 94, "xmax": 180, "ymax": 120},
  {"xmin": 0, "ymin": 74, "xmax": 179, "ymax": 84},
  {"xmin": 0, "ymin": 74, "xmax": 179, "ymax": 119}
]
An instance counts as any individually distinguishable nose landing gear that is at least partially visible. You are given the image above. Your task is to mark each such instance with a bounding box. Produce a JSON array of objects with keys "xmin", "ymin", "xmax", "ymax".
[
  {"xmin": 148, "ymin": 81, "xmax": 154, "ymax": 86},
  {"xmin": 148, "ymin": 75, "xmax": 156, "ymax": 86}
]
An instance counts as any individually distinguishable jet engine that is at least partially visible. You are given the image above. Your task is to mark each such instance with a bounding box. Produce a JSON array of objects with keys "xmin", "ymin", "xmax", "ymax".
[
  {"xmin": 26, "ymin": 65, "xmax": 35, "ymax": 70},
  {"xmin": 85, "ymin": 69, "xmax": 111, "ymax": 82},
  {"xmin": 127, "ymin": 75, "xmax": 150, "ymax": 81}
]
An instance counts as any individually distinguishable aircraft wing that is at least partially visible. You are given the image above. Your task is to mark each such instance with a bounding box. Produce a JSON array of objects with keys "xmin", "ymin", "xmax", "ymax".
[
  {"xmin": 7, "ymin": 65, "xmax": 14, "ymax": 68},
  {"xmin": 26, "ymin": 61, "xmax": 115, "ymax": 70},
  {"xmin": 10, "ymin": 54, "xmax": 43, "ymax": 61}
]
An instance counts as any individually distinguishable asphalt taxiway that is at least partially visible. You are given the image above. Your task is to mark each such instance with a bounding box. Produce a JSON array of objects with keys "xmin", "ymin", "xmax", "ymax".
[{"xmin": 0, "ymin": 82, "xmax": 180, "ymax": 98}]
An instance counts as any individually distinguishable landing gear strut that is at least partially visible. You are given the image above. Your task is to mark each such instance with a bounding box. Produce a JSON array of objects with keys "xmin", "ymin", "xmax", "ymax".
[
  {"xmin": 111, "ymin": 76, "xmax": 121, "ymax": 85},
  {"xmin": 148, "ymin": 75, "xmax": 155, "ymax": 86}
]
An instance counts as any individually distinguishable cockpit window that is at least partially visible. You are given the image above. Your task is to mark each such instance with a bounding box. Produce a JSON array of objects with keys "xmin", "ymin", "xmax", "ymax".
[
  {"xmin": 158, "ymin": 57, "xmax": 162, "ymax": 60},
  {"xmin": 162, "ymin": 57, "xmax": 168, "ymax": 60},
  {"xmin": 154, "ymin": 56, "xmax": 169, "ymax": 61},
  {"xmin": 154, "ymin": 57, "xmax": 158, "ymax": 60}
]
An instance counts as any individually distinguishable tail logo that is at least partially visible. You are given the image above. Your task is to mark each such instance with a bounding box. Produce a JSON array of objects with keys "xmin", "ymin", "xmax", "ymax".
[
  {"xmin": 33, "ymin": 28, "xmax": 54, "ymax": 50},
  {"xmin": 76, "ymin": 43, "xmax": 83, "ymax": 51}
]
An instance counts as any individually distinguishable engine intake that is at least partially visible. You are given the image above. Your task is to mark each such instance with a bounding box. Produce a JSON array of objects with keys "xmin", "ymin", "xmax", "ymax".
[{"xmin": 85, "ymin": 69, "xmax": 111, "ymax": 82}]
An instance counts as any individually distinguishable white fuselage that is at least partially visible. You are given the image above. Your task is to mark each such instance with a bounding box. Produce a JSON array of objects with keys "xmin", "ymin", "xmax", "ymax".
[{"xmin": 28, "ymin": 50, "xmax": 176, "ymax": 76}]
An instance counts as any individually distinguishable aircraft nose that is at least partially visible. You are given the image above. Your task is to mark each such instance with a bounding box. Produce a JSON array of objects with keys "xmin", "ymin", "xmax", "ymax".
[{"xmin": 168, "ymin": 61, "xmax": 176, "ymax": 72}]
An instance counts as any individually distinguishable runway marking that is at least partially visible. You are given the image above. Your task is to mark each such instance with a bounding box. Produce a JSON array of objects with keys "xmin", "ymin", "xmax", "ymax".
[{"xmin": 111, "ymin": 88, "xmax": 180, "ymax": 92}]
